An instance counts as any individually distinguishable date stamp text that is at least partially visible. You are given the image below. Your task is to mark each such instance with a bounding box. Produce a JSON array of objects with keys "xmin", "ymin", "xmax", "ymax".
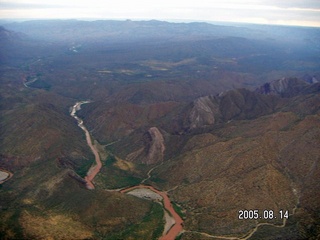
[{"xmin": 238, "ymin": 209, "xmax": 289, "ymax": 220}]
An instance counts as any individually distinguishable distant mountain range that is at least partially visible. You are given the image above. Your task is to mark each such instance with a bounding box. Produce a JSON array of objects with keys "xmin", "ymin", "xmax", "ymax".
[
  {"xmin": 0, "ymin": 20, "xmax": 319, "ymax": 239},
  {"xmin": 2, "ymin": 19, "xmax": 320, "ymax": 46}
]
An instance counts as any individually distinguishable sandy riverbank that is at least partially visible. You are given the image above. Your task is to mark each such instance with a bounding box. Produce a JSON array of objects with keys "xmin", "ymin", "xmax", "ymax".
[{"xmin": 0, "ymin": 169, "xmax": 13, "ymax": 184}]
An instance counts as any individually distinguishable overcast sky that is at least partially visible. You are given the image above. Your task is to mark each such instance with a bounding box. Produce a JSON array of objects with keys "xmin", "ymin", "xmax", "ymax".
[{"xmin": 1, "ymin": 0, "xmax": 320, "ymax": 27}]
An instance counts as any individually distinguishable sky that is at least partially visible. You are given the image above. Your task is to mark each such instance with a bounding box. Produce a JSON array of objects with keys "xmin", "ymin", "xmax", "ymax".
[{"xmin": 1, "ymin": 0, "xmax": 320, "ymax": 27}]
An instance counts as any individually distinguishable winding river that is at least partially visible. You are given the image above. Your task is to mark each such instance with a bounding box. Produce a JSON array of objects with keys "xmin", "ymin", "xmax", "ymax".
[
  {"xmin": 71, "ymin": 101, "xmax": 184, "ymax": 240},
  {"xmin": 71, "ymin": 101, "xmax": 102, "ymax": 189}
]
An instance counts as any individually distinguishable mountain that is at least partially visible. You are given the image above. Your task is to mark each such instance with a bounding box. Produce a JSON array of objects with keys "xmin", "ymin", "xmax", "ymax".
[
  {"xmin": 0, "ymin": 26, "xmax": 22, "ymax": 41},
  {"xmin": 255, "ymin": 77, "xmax": 318, "ymax": 97},
  {"xmin": 81, "ymin": 77, "xmax": 318, "ymax": 160},
  {"xmin": 0, "ymin": 20, "xmax": 276, "ymax": 43},
  {"xmin": 154, "ymin": 106, "xmax": 320, "ymax": 239},
  {"xmin": 0, "ymin": 20, "xmax": 319, "ymax": 239},
  {"xmin": 75, "ymin": 78, "xmax": 320, "ymax": 239}
]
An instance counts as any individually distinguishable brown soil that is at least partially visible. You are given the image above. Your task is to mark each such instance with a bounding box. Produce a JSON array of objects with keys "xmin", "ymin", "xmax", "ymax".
[
  {"xmin": 72, "ymin": 102, "xmax": 184, "ymax": 239},
  {"xmin": 121, "ymin": 185, "xmax": 183, "ymax": 240}
]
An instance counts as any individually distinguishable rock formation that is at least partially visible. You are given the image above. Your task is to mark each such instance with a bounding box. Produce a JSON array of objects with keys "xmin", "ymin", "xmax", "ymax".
[
  {"xmin": 188, "ymin": 96, "xmax": 218, "ymax": 129},
  {"xmin": 126, "ymin": 127, "xmax": 165, "ymax": 165}
]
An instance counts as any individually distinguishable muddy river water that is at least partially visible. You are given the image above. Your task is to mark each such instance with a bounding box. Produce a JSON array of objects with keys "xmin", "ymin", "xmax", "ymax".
[{"xmin": 71, "ymin": 101, "xmax": 184, "ymax": 240}]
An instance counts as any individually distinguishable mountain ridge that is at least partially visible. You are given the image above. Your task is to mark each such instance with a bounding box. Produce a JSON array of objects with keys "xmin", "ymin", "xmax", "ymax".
[
  {"xmin": 79, "ymin": 77, "xmax": 319, "ymax": 168},
  {"xmin": 1, "ymin": 20, "xmax": 319, "ymax": 239}
]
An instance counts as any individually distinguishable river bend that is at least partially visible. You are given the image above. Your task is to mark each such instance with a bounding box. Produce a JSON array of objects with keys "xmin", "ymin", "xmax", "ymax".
[{"xmin": 71, "ymin": 101, "xmax": 184, "ymax": 239}]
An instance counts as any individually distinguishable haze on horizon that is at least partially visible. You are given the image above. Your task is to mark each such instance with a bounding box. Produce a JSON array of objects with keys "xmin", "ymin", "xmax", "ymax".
[{"xmin": 1, "ymin": 0, "xmax": 320, "ymax": 27}]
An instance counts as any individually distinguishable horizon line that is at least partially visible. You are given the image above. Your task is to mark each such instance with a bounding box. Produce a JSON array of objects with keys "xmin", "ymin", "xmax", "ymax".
[{"xmin": 1, "ymin": 17, "xmax": 320, "ymax": 28}]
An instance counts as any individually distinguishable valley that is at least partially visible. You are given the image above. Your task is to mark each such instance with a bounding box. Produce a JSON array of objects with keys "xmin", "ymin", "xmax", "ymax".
[
  {"xmin": 71, "ymin": 101, "xmax": 101, "ymax": 189},
  {"xmin": 0, "ymin": 20, "xmax": 319, "ymax": 239},
  {"xmin": 71, "ymin": 100, "xmax": 184, "ymax": 239}
]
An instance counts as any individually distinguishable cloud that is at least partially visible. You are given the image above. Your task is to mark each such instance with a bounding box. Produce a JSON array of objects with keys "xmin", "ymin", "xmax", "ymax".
[
  {"xmin": 265, "ymin": 0, "xmax": 320, "ymax": 9},
  {"xmin": 0, "ymin": 1, "xmax": 71, "ymax": 9},
  {"xmin": 0, "ymin": 0, "xmax": 319, "ymax": 27}
]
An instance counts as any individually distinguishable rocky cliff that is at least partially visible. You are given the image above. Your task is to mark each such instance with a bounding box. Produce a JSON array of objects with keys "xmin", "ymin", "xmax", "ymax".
[
  {"xmin": 126, "ymin": 127, "xmax": 165, "ymax": 165},
  {"xmin": 188, "ymin": 96, "xmax": 218, "ymax": 129},
  {"xmin": 255, "ymin": 77, "xmax": 311, "ymax": 97}
]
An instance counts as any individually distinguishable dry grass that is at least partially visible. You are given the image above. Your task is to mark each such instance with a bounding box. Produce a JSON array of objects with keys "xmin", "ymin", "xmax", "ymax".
[
  {"xmin": 20, "ymin": 210, "xmax": 93, "ymax": 239},
  {"xmin": 151, "ymin": 111, "xmax": 320, "ymax": 237},
  {"xmin": 114, "ymin": 156, "xmax": 136, "ymax": 172}
]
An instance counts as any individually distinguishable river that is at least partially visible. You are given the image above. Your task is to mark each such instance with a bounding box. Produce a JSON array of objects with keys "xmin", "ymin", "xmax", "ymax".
[
  {"xmin": 70, "ymin": 101, "xmax": 184, "ymax": 240},
  {"xmin": 70, "ymin": 101, "xmax": 102, "ymax": 189}
]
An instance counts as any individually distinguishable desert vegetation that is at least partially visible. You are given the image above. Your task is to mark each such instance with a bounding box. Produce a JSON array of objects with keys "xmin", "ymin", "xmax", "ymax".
[{"xmin": 0, "ymin": 20, "xmax": 319, "ymax": 239}]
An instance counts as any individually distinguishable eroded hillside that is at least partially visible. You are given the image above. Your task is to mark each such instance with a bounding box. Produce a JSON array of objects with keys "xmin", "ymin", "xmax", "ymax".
[{"xmin": 1, "ymin": 20, "xmax": 319, "ymax": 239}]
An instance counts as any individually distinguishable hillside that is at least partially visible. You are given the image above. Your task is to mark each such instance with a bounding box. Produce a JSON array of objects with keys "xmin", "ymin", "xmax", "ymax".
[
  {"xmin": 152, "ymin": 88, "xmax": 320, "ymax": 239},
  {"xmin": 77, "ymin": 77, "xmax": 320, "ymax": 239},
  {"xmin": 0, "ymin": 20, "xmax": 319, "ymax": 239}
]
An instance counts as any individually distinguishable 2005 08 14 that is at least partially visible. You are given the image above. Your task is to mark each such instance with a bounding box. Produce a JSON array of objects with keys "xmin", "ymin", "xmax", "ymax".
[{"xmin": 238, "ymin": 209, "xmax": 289, "ymax": 220}]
